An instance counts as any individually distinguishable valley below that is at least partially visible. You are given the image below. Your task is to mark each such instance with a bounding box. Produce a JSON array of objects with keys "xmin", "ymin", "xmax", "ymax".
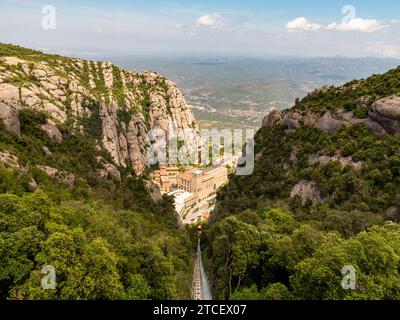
[{"xmin": 106, "ymin": 55, "xmax": 400, "ymax": 129}]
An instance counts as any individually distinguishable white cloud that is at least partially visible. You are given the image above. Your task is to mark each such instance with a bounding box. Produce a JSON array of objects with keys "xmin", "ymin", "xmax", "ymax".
[
  {"xmin": 286, "ymin": 17, "xmax": 390, "ymax": 33},
  {"xmin": 326, "ymin": 18, "xmax": 389, "ymax": 33},
  {"xmin": 196, "ymin": 12, "xmax": 226, "ymax": 29},
  {"xmin": 286, "ymin": 17, "xmax": 322, "ymax": 32},
  {"xmin": 366, "ymin": 42, "xmax": 400, "ymax": 58}
]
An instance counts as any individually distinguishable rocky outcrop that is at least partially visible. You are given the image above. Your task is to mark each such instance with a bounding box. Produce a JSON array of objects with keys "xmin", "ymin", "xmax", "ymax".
[
  {"xmin": 262, "ymin": 95, "xmax": 399, "ymax": 136},
  {"xmin": 369, "ymin": 95, "xmax": 400, "ymax": 135},
  {"xmin": 36, "ymin": 165, "xmax": 75, "ymax": 187},
  {"xmin": 41, "ymin": 121, "xmax": 63, "ymax": 143},
  {"xmin": 308, "ymin": 153, "xmax": 363, "ymax": 170},
  {"xmin": 42, "ymin": 146, "xmax": 52, "ymax": 157},
  {"xmin": 96, "ymin": 156, "xmax": 121, "ymax": 181},
  {"xmin": 145, "ymin": 180, "xmax": 163, "ymax": 203},
  {"xmin": 290, "ymin": 180, "xmax": 322, "ymax": 205},
  {"xmin": 98, "ymin": 163, "xmax": 121, "ymax": 182},
  {"xmin": 0, "ymin": 53, "xmax": 200, "ymax": 178},
  {"xmin": 0, "ymin": 151, "xmax": 19, "ymax": 168},
  {"xmin": 262, "ymin": 109, "xmax": 282, "ymax": 127},
  {"xmin": 314, "ymin": 111, "xmax": 347, "ymax": 132},
  {"xmin": 282, "ymin": 111, "xmax": 302, "ymax": 130},
  {"xmin": 0, "ymin": 83, "xmax": 21, "ymax": 133}
]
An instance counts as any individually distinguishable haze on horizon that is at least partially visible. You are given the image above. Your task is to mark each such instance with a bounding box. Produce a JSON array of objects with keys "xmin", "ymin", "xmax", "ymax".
[{"xmin": 1, "ymin": 0, "xmax": 400, "ymax": 59}]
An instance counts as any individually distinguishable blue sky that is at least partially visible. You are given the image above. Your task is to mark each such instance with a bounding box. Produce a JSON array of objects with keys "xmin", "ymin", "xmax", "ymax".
[{"xmin": 1, "ymin": 0, "xmax": 399, "ymax": 58}]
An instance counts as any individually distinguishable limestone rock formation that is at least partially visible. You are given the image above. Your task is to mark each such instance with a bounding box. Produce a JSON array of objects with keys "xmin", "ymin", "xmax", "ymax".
[
  {"xmin": 290, "ymin": 180, "xmax": 322, "ymax": 205},
  {"xmin": 262, "ymin": 94, "xmax": 399, "ymax": 136},
  {"xmin": 308, "ymin": 153, "xmax": 363, "ymax": 170},
  {"xmin": 0, "ymin": 84, "xmax": 21, "ymax": 133},
  {"xmin": 41, "ymin": 121, "xmax": 63, "ymax": 143},
  {"xmin": 0, "ymin": 50, "xmax": 200, "ymax": 181},
  {"xmin": 145, "ymin": 180, "xmax": 163, "ymax": 203},
  {"xmin": 369, "ymin": 95, "xmax": 400, "ymax": 135},
  {"xmin": 0, "ymin": 151, "xmax": 19, "ymax": 168},
  {"xmin": 36, "ymin": 165, "xmax": 75, "ymax": 187},
  {"xmin": 262, "ymin": 109, "xmax": 283, "ymax": 128}
]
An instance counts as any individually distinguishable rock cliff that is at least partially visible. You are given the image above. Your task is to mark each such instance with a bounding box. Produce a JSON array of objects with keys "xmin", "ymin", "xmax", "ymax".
[
  {"xmin": 0, "ymin": 44, "xmax": 199, "ymax": 176},
  {"xmin": 214, "ymin": 65, "xmax": 400, "ymax": 220},
  {"xmin": 263, "ymin": 67, "xmax": 400, "ymax": 136},
  {"xmin": 263, "ymin": 94, "xmax": 400, "ymax": 136}
]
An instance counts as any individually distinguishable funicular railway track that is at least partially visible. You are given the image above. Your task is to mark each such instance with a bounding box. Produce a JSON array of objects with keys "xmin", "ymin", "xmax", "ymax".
[{"xmin": 192, "ymin": 230, "xmax": 212, "ymax": 300}]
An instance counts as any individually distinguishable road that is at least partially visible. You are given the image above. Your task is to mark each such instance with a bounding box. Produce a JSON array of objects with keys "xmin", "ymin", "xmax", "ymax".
[{"xmin": 193, "ymin": 238, "xmax": 212, "ymax": 300}]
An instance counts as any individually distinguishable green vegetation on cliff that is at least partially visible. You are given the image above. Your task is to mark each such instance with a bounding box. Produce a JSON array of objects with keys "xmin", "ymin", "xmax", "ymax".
[
  {"xmin": 0, "ymin": 104, "xmax": 194, "ymax": 301},
  {"xmin": 203, "ymin": 66, "xmax": 400, "ymax": 300},
  {"xmin": 293, "ymin": 66, "xmax": 400, "ymax": 115},
  {"xmin": 0, "ymin": 44, "xmax": 194, "ymax": 300}
]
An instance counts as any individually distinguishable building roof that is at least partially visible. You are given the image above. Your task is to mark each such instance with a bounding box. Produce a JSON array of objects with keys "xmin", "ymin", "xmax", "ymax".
[
  {"xmin": 179, "ymin": 172, "xmax": 193, "ymax": 180},
  {"xmin": 160, "ymin": 176, "xmax": 169, "ymax": 183},
  {"xmin": 174, "ymin": 190, "xmax": 196, "ymax": 204},
  {"xmin": 168, "ymin": 189, "xmax": 195, "ymax": 214},
  {"xmin": 205, "ymin": 166, "xmax": 227, "ymax": 174}
]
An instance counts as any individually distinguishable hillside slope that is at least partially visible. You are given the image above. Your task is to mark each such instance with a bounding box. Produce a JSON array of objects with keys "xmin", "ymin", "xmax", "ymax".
[
  {"xmin": 0, "ymin": 43, "xmax": 199, "ymax": 176},
  {"xmin": 0, "ymin": 44, "xmax": 197, "ymax": 300},
  {"xmin": 203, "ymin": 66, "xmax": 400, "ymax": 300}
]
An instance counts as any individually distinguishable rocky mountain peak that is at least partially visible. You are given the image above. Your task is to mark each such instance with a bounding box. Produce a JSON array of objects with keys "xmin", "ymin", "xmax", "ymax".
[
  {"xmin": 0, "ymin": 44, "xmax": 199, "ymax": 176},
  {"xmin": 262, "ymin": 66, "xmax": 400, "ymax": 136}
]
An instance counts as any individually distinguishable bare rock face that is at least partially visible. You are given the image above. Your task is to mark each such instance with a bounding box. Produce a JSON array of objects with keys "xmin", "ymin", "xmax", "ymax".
[
  {"xmin": 98, "ymin": 164, "xmax": 121, "ymax": 182},
  {"xmin": 145, "ymin": 180, "xmax": 163, "ymax": 203},
  {"xmin": 100, "ymin": 101, "xmax": 127, "ymax": 169},
  {"xmin": 96, "ymin": 156, "xmax": 121, "ymax": 181},
  {"xmin": 42, "ymin": 146, "xmax": 52, "ymax": 157},
  {"xmin": 314, "ymin": 112, "xmax": 346, "ymax": 132},
  {"xmin": 263, "ymin": 79, "xmax": 400, "ymax": 137},
  {"xmin": 313, "ymin": 109, "xmax": 388, "ymax": 135},
  {"xmin": 282, "ymin": 111, "xmax": 302, "ymax": 130},
  {"xmin": 369, "ymin": 95, "xmax": 400, "ymax": 135},
  {"xmin": 0, "ymin": 55, "xmax": 200, "ymax": 178},
  {"xmin": 356, "ymin": 95, "xmax": 373, "ymax": 108},
  {"xmin": 95, "ymin": 71, "xmax": 200, "ymax": 175},
  {"xmin": 289, "ymin": 148, "xmax": 298, "ymax": 162},
  {"xmin": 0, "ymin": 102, "xmax": 20, "ymax": 133},
  {"xmin": 0, "ymin": 83, "xmax": 21, "ymax": 133},
  {"xmin": 277, "ymin": 106, "xmax": 394, "ymax": 136},
  {"xmin": 128, "ymin": 116, "xmax": 150, "ymax": 174},
  {"xmin": 37, "ymin": 165, "xmax": 75, "ymax": 187},
  {"xmin": 0, "ymin": 151, "xmax": 19, "ymax": 168},
  {"xmin": 290, "ymin": 180, "xmax": 322, "ymax": 205},
  {"xmin": 41, "ymin": 122, "xmax": 63, "ymax": 143},
  {"xmin": 308, "ymin": 153, "xmax": 363, "ymax": 170},
  {"xmin": 360, "ymin": 118, "xmax": 387, "ymax": 135},
  {"xmin": 262, "ymin": 109, "xmax": 283, "ymax": 127}
]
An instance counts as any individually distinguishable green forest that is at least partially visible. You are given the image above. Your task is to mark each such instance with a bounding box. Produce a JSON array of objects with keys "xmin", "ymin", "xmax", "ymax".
[{"xmin": 0, "ymin": 105, "xmax": 194, "ymax": 300}]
